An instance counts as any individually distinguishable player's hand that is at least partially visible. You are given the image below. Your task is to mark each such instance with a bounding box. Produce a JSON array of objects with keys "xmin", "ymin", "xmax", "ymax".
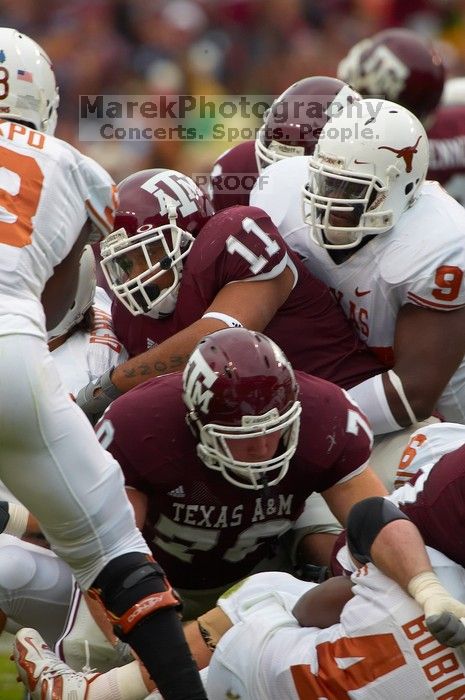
[
  {"xmin": 408, "ymin": 571, "xmax": 465, "ymax": 646},
  {"xmin": 75, "ymin": 367, "xmax": 122, "ymax": 424}
]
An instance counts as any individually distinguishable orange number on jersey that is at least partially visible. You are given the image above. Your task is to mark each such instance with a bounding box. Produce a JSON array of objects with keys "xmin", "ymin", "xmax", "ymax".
[
  {"xmin": 291, "ymin": 633, "xmax": 406, "ymax": 699},
  {"xmin": 394, "ymin": 432, "xmax": 427, "ymax": 487},
  {"xmin": 398, "ymin": 432, "xmax": 427, "ymax": 470},
  {"xmin": 432, "ymin": 266, "xmax": 463, "ymax": 302},
  {"xmin": 0, "ymin": 145, "xmax": 44, "ymax": 247}
]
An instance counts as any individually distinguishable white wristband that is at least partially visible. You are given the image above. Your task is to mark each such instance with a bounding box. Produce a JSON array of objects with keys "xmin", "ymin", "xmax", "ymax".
[
  {"xmin": 202, "ymin": 312, "xmax": 243, "ymax": 328},
  {"xmin": 4, "ymin": 503, "xmax": 29, "ymax": 538},
  {"xmin": 348, "ymin": 373, "xmax": 402, "ymax": 435}
]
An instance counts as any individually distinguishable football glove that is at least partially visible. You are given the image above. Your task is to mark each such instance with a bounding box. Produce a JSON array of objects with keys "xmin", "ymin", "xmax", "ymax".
[
  {"xmin": 75, "ymin": 367, "xmax": 122, "ymax": 424},
  {"xmin": 408, "ymin": 571, "xmax": 465, "ymax": 647}
]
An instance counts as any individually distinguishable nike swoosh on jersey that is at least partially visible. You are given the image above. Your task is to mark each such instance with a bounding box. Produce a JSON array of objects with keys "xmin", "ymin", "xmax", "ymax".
[{"xmin": 355, "ymin": 288, "xmax": 371, "ymax": 297}]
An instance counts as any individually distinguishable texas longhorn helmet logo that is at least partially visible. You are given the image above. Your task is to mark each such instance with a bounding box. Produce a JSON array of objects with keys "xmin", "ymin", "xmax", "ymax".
[{"xmin": 377, "ymin": 135, "xmax": 422, "ymax": 173}]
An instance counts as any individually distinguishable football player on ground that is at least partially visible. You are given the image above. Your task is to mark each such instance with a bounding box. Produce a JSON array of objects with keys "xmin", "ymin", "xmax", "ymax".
[
  {"xmin": 0, "ymin": 326, "xmax": 384, "ymax": 689},
  {"xmin": 337, "ymin": 27, "xmax": 465, "ymax": 206},
  {"xmin": 0, "ymin": 27, "xmax": 206, "ymax": 700},
  {"xmin": 14, "ymin": 497, "xmax": 465, "ymax": 700},
  {"xmin": 250, "ymin": 99, "xmax": 465, "ymax": 432}
]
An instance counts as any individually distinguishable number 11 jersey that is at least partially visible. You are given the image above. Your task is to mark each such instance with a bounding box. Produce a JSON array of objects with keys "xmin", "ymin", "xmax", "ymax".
[{"xmin": 112, "ymin": 204, "xmax": 384, "ymax": 390}]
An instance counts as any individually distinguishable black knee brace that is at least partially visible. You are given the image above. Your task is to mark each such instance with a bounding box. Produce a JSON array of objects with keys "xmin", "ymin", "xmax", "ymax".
[
  {"xmin": 90, "ymin": 553, "xmax": 207, "ymax": 700},
  {"xmin": 89, "ymin": 552, "xmax": 181, "ymax": 638},
  {"xmin": 347, "ymin": 497, "xmax": 410, "ymax": 565}
]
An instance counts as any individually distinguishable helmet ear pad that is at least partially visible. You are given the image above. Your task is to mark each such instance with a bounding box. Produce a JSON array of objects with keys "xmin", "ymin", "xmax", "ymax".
[{"xmin": 182, "ymin": 328, "xmax": 302, "ymax": 490}]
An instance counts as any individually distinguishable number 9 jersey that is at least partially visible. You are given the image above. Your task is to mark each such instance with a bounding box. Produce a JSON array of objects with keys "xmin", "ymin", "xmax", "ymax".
[
  {"xmin": 251, "ymin": 156, "xmax": 465, "ymax": 421},
  {"xmin": 0, "ymin": 120, "xmax": 116, "ymax": 339}
]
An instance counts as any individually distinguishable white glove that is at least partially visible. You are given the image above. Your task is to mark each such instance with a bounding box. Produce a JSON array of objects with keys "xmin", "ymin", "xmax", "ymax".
[{"xmin": 408, "ymin": 571, "xmax": 465, "ymax": 647}]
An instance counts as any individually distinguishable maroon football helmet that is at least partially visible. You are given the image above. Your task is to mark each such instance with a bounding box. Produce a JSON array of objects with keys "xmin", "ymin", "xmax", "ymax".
[
  {"xmin": 255, "ymin": 76, "xmax": 361, "ymax": 172},
  {"xmin": 337, "ymin": 28, "xmax": 445, "ymax": 122},
  {"xmin": 100, "ymin": 169, "xmax": 214, "ymax": 317},
  {"xmin": 183, "ymin": 328, "xmax": 302, "ymax": 489}
]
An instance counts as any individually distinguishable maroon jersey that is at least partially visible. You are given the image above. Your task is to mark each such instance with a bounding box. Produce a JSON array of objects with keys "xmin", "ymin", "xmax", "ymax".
[
  {"xmin": 391, "ymin": 445, "xmax": 465, "ymax": 569},
  {"xmin": 428, "ymin": 105, "xmax": 465, "ymax": 204},
  {"xmin": 96, "ymin": 370, "xmax": 372, "ymax": 589},
  {"xmin": 331, "ymin": 442, "xmax": 465, "ymax": 575},
  {"xmin": 210, "ymin": 140, "xmax": 258, "ymax": 211},
  {"xmin": 112, "ymin": 205, "xmax": 383, "ymax": 388}
]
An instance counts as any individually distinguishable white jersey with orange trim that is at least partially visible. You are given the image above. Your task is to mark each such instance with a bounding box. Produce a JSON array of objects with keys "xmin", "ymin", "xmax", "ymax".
[
  {"xmin": 51, "ymin": 294, "xmax": 128, "ymax": 397},
  {"xmin": 0, "ymin": 120, "xmax": 116, "ymax": 339},
  {"xmin": 251, "ymin": 156, "xmax": 465, "ymax": 422},
  {"xmin": 210, "ymin": 559, "xmax": 465, "ymax": 700},
  {"xmin": 394, "ymin": 421, "xmax": 465, "ymax": 486},
  {"xmin": 0, "ymin": 121, "xmax": 149, "ymax": 592}
]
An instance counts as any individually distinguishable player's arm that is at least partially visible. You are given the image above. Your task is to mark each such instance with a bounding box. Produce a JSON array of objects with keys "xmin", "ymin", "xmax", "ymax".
[
  {"xmin": 125, "ymin": 487, "xmax": 148, "ymax": 530},
  {"xmin": 77, "ymin": 264, "xmax": 294, "ymax": 421},
  {"xmin": 321, "ymin": 467, "xmax": 388, "ymax": 526},
  {"xmin": 292, "ymin": 576, "xmax": 354, "ymax": 628},
  {"xmin": 387, "ymin": 303, "xmax": 465, "ymax": 422},
  {"xmin": 0, "ymin": 502, "xmax": 41, "ymax": 538},
  {"xmin": 348, "ymin": 497, "xmax": 465, "ymax": 647},
  {"xmin": 41, "ymin": 222, "xmax": 92, "ymax": 330},
  {"xmin": 113, "ymin": 265, "xmax": 294, "ymax": 388},
  {"xmin": 349, "ymin": 303, "xmax": 465, "ymax": 432}
]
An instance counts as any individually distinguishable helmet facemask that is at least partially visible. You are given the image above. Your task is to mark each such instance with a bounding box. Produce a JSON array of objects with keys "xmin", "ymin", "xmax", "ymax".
[
  {"xmin": 192, "ymin": 402, "xmax": 302, "ymax": 490},
  {"xmin": 255, "ymin": 122, "xmax": 306, "ymax": 173},
  {"xmin": 303, "ymin": 158, "xmax": 392, "ymax": 249}
]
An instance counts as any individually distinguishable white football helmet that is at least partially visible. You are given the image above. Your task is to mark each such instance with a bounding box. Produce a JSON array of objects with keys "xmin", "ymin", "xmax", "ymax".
[
  {"xmin": 47, "ymin": 246, "xmax": 96, "ymax": 341},
  {"xmin": 0, "ymin": 28, "xmax": 59, "ymax": 135},
  {"xmin": 302, "ymin": 98, "xmax": 429, "ymax": 249}
]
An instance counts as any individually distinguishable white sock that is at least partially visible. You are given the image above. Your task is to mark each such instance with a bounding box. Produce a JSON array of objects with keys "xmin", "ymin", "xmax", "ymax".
[{"xmin": 87, "ymin": 661, "xmax": 150, "ymax": 700}]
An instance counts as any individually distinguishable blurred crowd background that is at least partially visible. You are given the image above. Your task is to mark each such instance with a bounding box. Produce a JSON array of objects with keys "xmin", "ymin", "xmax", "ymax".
[{"xmin": 2, "ymin": 0, "xmax": 465, "ymax": 183}]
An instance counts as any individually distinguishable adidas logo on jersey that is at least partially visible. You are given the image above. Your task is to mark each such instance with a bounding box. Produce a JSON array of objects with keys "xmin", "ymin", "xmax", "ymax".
[
  {"xmin": 168, "ymin": 485, "xmax": 185, "ymax": 498},
  {"xmin": 147, "ymin": 338, "xmax": 158, "ymax": 349}
]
